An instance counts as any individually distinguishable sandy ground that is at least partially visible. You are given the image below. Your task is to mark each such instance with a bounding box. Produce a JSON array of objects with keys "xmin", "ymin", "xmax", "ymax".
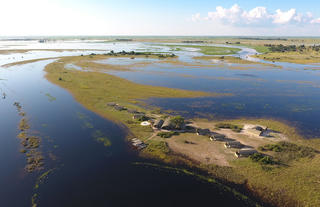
[{"xmin": 151, "ymin": 120, "xmax": 288, "ymax": 167}]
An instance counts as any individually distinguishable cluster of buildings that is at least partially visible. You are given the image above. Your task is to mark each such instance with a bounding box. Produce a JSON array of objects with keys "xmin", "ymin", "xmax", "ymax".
[{"xmin": 107, "ymin": 102, "xmax": 260, "ymax": 157}]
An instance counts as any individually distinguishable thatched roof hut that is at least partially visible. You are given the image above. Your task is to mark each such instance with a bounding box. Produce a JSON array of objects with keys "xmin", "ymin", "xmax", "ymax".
[
  {"xmin": 209, "ymin": 133, "xmax": 226, "ymax": 141},
  {"xmin": 127, "ymin": 109, "xmax": 138, "ymax": 114},
  {"xmin": 161, "ymin": 119, "xmax": 174, "ymax": 130},
  {"xmin": 235, "ymin": 148, "xmax": 257, "ymax": 158},
  {"xmin": 196, "ymin": 128, "xmax": 211, "ymax": 136},
  {"xmin": 153, "ymin": 119, "xmax": 164, "ymax": 129},
  {"xmin": 224, "ymin": 141, "xmax": 243, "ymax": 149},
  {"xmin": 114, "ymin": 105, "xmax": 127, "ymax": 111},
  {"xmin": 107, "ymin": 102, "xmax": 117, "ymax": 107},
  {"xmin": 133, "ymin": 114, "xmax": 144, "ymax": 120}
]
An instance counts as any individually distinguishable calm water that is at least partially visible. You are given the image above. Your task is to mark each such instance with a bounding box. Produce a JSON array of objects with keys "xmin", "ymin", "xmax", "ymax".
[
  {"xmin": 0, "ymin": 42, "xmax": 263, "ymax": 206},
  {"xmin": 103, "ymin": 58, "xmax": 320, "ymax": 138}
]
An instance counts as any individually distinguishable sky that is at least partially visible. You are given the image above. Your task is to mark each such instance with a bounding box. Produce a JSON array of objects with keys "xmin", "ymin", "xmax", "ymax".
[{"xmin": 1, "ymin": 0, "xmax": 320, "ymax": 36}]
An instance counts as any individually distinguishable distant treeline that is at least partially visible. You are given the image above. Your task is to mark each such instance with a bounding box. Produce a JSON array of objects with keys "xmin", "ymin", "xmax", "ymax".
[
  {"xmin": 265, "ymin": 44, "xmax": 320, "ymax": 52},
  {"xmin": 116, "ymin": 39, "xmax": 133, "ymax": 41},
  {"xmin": 239, "ymin": 37, "xmax": 288, "ymax": 41},
  {"xmin": 182, "ymin": 40, "xmax": 205, "ymax": 43},
  {"xmin": 102, "ymin": 50, "xmax": 176, "ymax": 58}
]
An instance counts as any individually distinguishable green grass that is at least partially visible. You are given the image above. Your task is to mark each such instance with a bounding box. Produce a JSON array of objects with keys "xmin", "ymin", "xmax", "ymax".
[
  {"xmin": 142, "ymin": 140, "xmax": 170, "ymax": 160},
  {"xmin": 254, "ymin": 50, "xmax": 320, "ymax": 64},
  {"xmin": 162, "ymin": 44, "xmax": 241, "ymax": 55}
]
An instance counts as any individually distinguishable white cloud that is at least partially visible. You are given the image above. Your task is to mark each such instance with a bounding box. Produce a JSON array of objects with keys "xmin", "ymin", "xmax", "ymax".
[
  {"xmin": 206, "ymin": 4, "xmax": 243, "ymax": 24},
  {"xmin": 193, "ymin": 4, "xmax": 320, "ymax": 27},
  {"xmin": 272, "ymin": 9, "xmax": 296, "ymax": 24},
  {"xmin": 311, "ymin": 18, "xmax": 320, "ymax": 24},
  {"xmin": 191, "ymin": 13, "xmax": 201, "ymax": 22}
]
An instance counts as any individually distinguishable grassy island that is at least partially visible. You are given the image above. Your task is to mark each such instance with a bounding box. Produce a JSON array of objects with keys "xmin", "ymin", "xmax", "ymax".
[{"xmin": 44, "ymin": 53, "xmax": 320, "ymax": 207}]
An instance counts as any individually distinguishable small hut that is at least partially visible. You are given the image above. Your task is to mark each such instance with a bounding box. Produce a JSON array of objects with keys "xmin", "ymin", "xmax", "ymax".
[
  {"xmin": 161, "ymin": 119, "xmax": 174, "ymax": 130},
  {"xmin": 114, "ymin": 105, "xmax": 127, "ymax": 111},
  {"xmin": 235, "ymin": 148, "xmax": 257, "ymax": 158},
  {"xmin": 209, "ymin": 133, "xmax": 226, "ymax": 141},
  {"xmin": 153, "ymin": 119, "xmax": 164, "ymax": 129},
  {"xmin": 224, "ymin": 141, "xmax": 242, "ymax": 149},
  {"xmin": 127, "ymin": 109, "xmax": 138, "ymax": 114},
  {"xmin": 107, "ymin": 102, "xmax": 117, "ymax": 107},
  {"xmin": 133, "ymin": 114, "xmax": 144, "ymax": 120},
  {"xmin": 196, "ymin": 128, "xmax": 211, "ymax": 136}
]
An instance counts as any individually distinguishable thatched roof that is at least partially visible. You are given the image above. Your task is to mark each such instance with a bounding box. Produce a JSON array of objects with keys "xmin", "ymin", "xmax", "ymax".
[
  {"xmin": 235, "ymin": 148, "xmax": 257, "ymax": 157},
  {"xmin": 114, "ymin": 105, "xmax": 127, "ymax": 111},
  {"xmin": 161, "ymin": 118, "xmax": 174, "ymax": 130},
  {"xmin": 225, "ymin": 141, "xmax": 243, "ymax": 148},
  {"xmin": 196, "ymin": 128, "xmax": 211, "ymax": 136},
  {"xmin": 153, "ymin": 119, "xmax": 164, "ymax": 128},
  {"xmin": 107, "ymin": 102, "xmax": 117, "ymax": 106}
]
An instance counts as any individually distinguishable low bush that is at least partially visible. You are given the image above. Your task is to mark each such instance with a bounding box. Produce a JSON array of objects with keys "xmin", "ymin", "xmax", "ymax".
[
  {"xmin": 215, "ymin": 123, "xmax": 243, "ymax": 133},
  {"xmin": 259, "ymin": 141, "xmax": 316, "ymax": 162},
  {"xmin": 157, "ymin": 131, "xmax": 179, "ymax": 138}
]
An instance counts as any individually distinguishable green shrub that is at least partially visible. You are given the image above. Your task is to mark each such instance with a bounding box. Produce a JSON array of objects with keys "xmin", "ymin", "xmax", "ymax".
[
  {"xmin": 138, "ymin": 116, "xmax": 149, "ymax": 122},
  {"xmin": 259, "ymin": 141, "xmax": 316, "ymax": 162},
  {"xmin": 157, "ymin": 131, "xmax": 179, "ymax": 138},
  {"xmin": 170, "ymin": 116, "xmax": 185, "ymax": 129},
  {"xmin": 215, "ymin": 123, "xmax": 243, "ymax": 132},
  {"xmin": 249, "ymin": 153, "xmax": 276, "ymax": 165}
]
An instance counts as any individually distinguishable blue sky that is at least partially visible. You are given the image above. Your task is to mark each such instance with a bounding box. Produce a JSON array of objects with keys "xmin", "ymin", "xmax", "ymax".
[{"xmin": 0, "ymin": 0, "xmax": 319, "ymax": 36}]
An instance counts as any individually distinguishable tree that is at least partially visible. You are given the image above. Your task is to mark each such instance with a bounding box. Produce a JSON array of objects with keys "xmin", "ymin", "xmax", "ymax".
[{"xmin": 170, "ymin": 116, "xmax": 185, "ymax": 129}]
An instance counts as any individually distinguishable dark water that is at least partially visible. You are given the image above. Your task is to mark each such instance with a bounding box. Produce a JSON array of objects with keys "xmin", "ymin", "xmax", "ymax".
[
  {"xmin": 0, "ymin": 61, "xmax": 260, "ymax": 206},
  {"xmin": 104, "ymin": 63, "xmax": 320, "ymax": 138}
]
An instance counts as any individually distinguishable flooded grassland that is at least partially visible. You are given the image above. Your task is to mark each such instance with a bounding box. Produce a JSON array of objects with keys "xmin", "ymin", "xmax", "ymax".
[
  {"xmin": 1, "ymin": 39, "xmax": 320, "ymax": 207},
  {"xmin": 44, "ymin": 49, "xmax": 320, "ymax": 207}
]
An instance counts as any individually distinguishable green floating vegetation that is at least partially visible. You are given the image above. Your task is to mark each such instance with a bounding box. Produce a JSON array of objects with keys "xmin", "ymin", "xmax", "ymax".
[
  {"xmin": 76, "ymin": 112, "xmax": 94, "ymax": 128},
  {"xmin": 19, "ymin": 118, "xmax": 30, "ymax": 131},
  {"xmin": 215, "ymin": 123, "xmax": 243, "ymax": 133},
  {"xmin": 14, "ymin": 103, "xmax": 44, "ymax": 173},
  {"xmin": 32, "ymin": 169, "xmax": 56, "ymax": 207},
  {"xmin": 96, "ymin": 137, "xmax": 112, "ymax": 147},
  {"xmin": 157, "ymin": 131, "xmax": 179, "ymax": 138},
  {"xmin": 26, "ymin": 136, "xmax": 41, "ymax": 149},
  {"xmin": 45, "ymin": 93, "xmax": 56, "ymax": 102},
  {"xmin": 92, "ymin": 130, "xmax": 112, "ymax": 147}
]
